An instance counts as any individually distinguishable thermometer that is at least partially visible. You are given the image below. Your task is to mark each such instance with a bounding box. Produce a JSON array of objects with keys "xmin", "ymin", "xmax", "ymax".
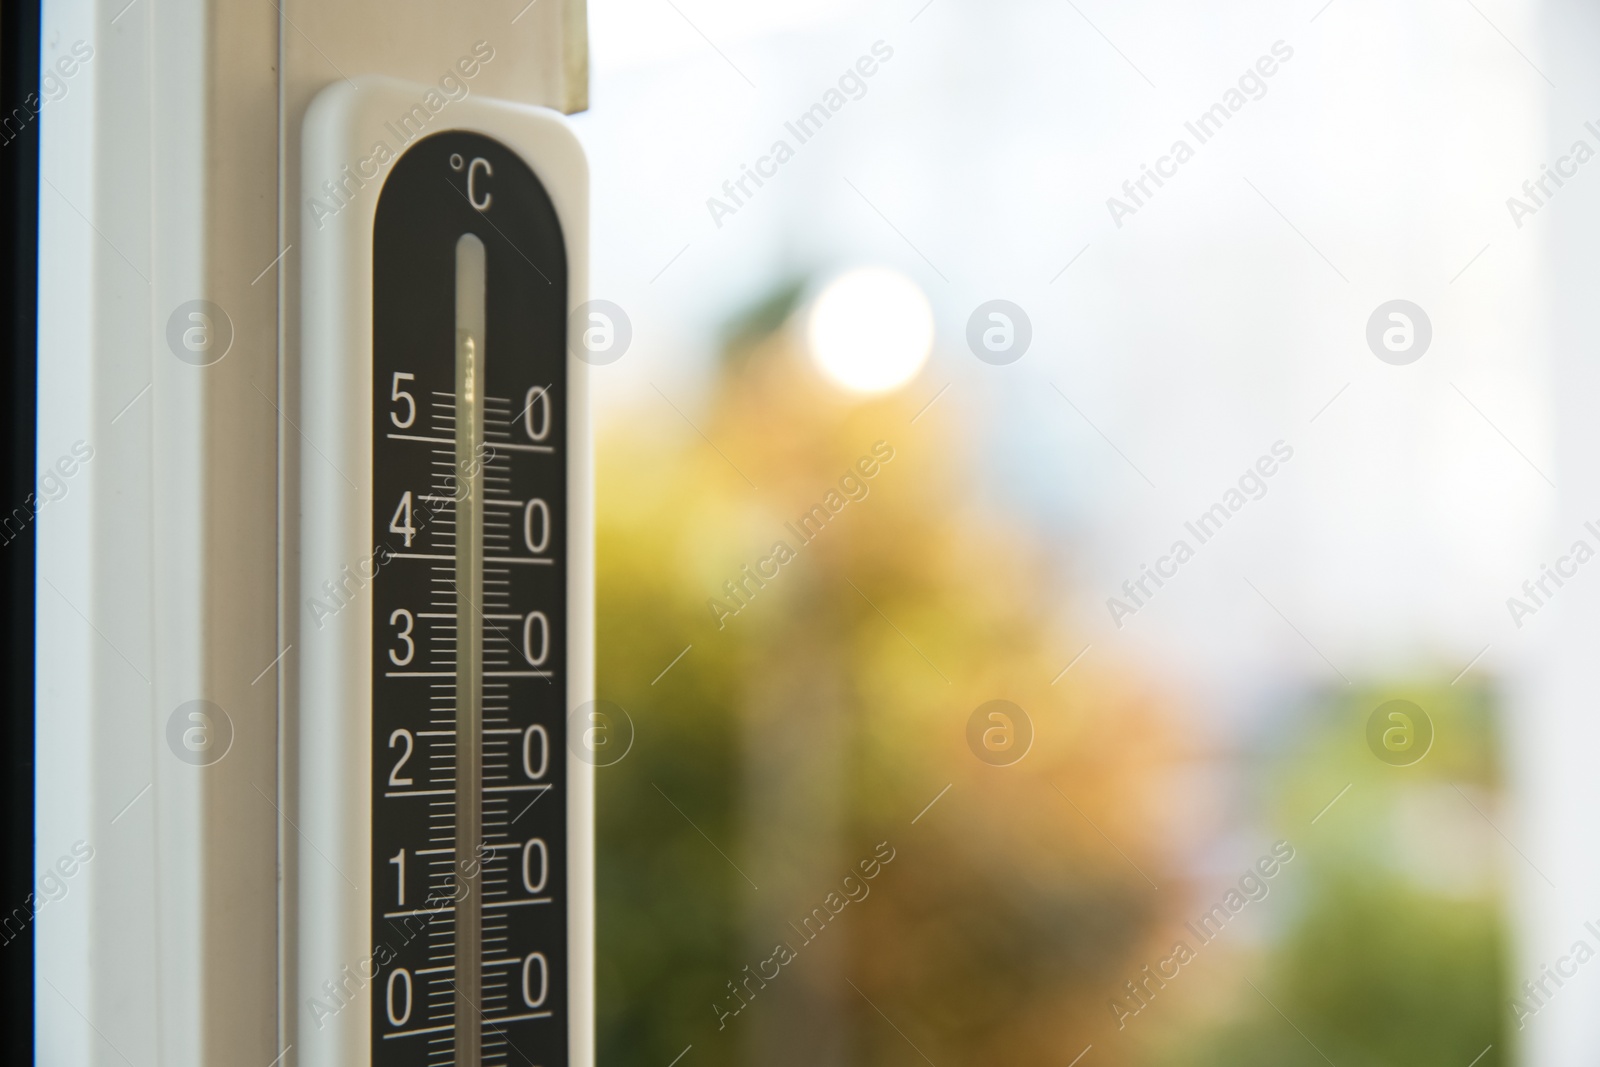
[{"xmin": 299, "ymin": 81, "xmax": 591, "ymax": 1067}]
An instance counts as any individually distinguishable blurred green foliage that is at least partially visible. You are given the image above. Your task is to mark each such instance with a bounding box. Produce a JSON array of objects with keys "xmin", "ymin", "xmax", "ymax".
[
  {"xmin": 595, "ymin": 306, "xmax": 1185, "ymax": 1066},
  {"xmin": 593, "ymin": 291, "xmax": 1510, "ymax": 1067},
  {"xmin": 1151, "ymin": 683, "xmax": 1510, "ymax": 1067}
]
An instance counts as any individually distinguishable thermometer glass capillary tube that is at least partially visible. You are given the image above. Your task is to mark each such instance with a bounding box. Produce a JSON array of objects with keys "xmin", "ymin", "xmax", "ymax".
[{"xmin": 453, "ymin": 232, "xmax": 487, "ymax": 1067}]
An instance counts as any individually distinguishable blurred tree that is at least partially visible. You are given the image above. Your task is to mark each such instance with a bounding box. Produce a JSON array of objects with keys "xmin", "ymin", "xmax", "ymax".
[
  {"xmin": 594, "ymin": 284, "xmax": 1190, "ymax": 1067},
  {"xmin": 1148, "ymin": 683, "xmax": 1510, "ymax": 1067}
]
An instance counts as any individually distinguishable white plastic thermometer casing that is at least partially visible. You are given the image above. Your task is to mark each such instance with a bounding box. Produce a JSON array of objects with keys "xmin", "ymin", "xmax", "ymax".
[{"xmin": 297, "ymin": 77, "xmax": 591, "ymax": 1067}]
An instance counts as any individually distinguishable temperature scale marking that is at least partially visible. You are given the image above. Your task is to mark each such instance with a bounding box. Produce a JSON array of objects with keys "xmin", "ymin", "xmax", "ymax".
[{"xmin": 372, "ymin": 132, "xmax": 569, "ymax": 1067}]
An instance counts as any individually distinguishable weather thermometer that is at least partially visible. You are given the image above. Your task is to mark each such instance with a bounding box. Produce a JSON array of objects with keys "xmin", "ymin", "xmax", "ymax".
[{"xmin": 298, "ymin": 80, "xmax": 592, "ymax": 1067}]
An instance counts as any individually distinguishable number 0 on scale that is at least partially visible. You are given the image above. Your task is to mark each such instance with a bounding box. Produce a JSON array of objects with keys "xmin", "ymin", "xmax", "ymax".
[{"xmin": 298, "ymin": 81, "xmax": 592, "ymax": 1067}]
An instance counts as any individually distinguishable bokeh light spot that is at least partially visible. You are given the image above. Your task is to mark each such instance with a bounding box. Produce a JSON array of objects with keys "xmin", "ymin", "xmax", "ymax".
[{"xmin": 805, "ymin": 266, "xmax": 934, "ymax": 394}]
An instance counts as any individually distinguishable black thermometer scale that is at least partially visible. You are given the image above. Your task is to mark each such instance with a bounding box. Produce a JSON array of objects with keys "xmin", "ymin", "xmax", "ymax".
[{"xmin": 299, "ymin": 82, "xmax": 592, "ymax": 1067}]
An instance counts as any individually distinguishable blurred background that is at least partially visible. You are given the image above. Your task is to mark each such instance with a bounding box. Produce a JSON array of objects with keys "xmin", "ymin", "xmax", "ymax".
[{"xmin": 569, "ymin": 0, "xmax": 1600, "ymax": 1063}]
